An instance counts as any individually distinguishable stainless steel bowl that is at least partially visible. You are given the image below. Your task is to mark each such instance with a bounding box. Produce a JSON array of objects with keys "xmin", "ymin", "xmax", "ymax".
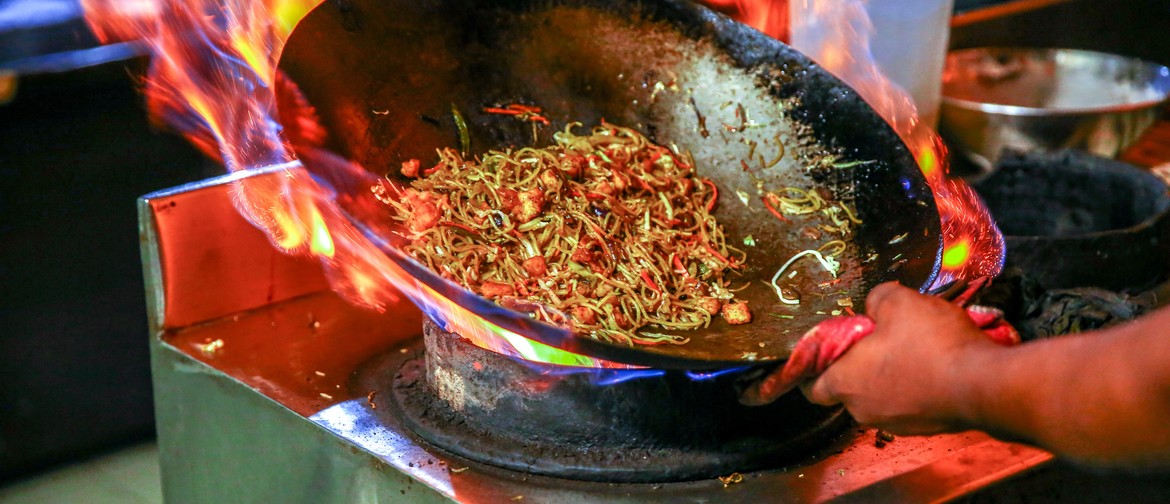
[{"xmin": 940, "ymin": 47, "xmax": 1170, "ymax": 171}]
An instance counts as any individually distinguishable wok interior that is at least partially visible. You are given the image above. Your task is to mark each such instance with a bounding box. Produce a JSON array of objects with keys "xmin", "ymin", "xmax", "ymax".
[{"xmin": 278, "ymin": 0, "xmax": 942, "ymax": 366}]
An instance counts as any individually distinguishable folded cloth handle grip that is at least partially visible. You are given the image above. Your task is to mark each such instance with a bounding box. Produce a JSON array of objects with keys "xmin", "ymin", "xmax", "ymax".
[{"xmin": 739, "ymin": 304, "xmax": 1019, "ymax": 406}]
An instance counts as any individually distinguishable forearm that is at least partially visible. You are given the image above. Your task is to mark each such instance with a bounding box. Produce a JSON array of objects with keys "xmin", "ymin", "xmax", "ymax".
[{"xmin": 956, "ymin": 306, "xmax": 1170, "ymax": 466}]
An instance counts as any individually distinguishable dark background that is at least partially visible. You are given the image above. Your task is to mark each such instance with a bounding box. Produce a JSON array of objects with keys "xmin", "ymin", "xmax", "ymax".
[{"xmin": 0, "ymin": 62, "xmax": 209, "ymax": 480}]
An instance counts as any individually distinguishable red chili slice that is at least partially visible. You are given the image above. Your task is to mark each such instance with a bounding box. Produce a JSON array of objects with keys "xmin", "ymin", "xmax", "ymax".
[
  {"xmin": 701, "ymin": 179, "xmax": 718, "ymax": 212},
  {"xmin": 640, "ymin": 271, "xmax": 662, "ymax": 295},
  {"xmin": 761, "ymin": 194, "xmax": 791, "ymax": 223}
]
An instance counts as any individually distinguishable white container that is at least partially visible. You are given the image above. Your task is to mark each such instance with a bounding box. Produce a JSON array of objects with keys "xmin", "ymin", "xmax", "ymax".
[{"xmin": 790, "ymin": 0, "xmax": 955, "ymax": 128}]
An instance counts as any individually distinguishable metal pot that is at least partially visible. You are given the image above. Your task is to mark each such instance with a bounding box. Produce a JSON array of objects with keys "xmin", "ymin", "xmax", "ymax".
[{"xmin": 940, "ymin": 47, "xmax": 1170, "ymax": 172}]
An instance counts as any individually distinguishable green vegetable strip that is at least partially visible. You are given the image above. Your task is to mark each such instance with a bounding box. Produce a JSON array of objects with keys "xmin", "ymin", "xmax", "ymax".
[{"xmin": 451, "ymin": 103, "xmax": 470, "ymax": 155}]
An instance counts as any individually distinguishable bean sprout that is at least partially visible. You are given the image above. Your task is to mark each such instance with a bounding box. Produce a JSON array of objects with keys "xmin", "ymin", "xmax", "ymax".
[{"xmin": 770, "ymin": 249, "xmax": 841, "ymax": 305}]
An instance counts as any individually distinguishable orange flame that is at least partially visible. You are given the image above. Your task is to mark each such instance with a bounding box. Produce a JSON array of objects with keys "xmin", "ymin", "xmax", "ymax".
[
  {"xmin": 703, "ymin": 0, "xmax": 790, "ymax": 42},
  {"xmin": 735, "ymin": 0, "xmax": 1004, "ymax": 286},
  {"xmin": 82, "ymin": 0, "xmax": 625, "ymax": 368}
]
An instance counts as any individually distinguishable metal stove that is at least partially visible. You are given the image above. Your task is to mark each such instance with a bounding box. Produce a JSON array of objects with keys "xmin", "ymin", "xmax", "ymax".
[{"xmin": 141, "ymin": 168, "xmax": 1051, "ymax": 503}]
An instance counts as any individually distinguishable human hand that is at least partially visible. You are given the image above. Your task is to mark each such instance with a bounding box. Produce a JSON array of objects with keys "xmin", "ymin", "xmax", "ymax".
[
  {"xmin": 738, "ymin": 281, "xmax": 1018, "ymax": 407},
  {"xmin": 802, "ymin": 282, "xmax": 1006, "ymax": 435}
]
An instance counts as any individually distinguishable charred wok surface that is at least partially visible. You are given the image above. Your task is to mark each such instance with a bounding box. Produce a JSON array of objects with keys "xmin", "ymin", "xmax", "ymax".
[{"xmin": 279, "ymin": 0, "xmax": 942, "ymax": 367}]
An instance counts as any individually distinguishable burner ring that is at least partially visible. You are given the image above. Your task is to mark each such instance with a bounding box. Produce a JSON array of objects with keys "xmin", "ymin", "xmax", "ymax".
[{"xmin": 373, "ymin": 321, "xmax": 850, "ymax": 483}]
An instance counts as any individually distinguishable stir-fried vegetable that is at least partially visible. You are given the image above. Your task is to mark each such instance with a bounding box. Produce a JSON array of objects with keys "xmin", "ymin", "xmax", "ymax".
[
  {"xmin": 376, "ymin": 122, "xmax": 750, "ymax": 346},
  {"xmin": 762, "ymin": 186, "xmax": 863, "ymax": 235},
  {"xmin": 769, "ymin": 240, "xmax": 847, "ymax": 305}
]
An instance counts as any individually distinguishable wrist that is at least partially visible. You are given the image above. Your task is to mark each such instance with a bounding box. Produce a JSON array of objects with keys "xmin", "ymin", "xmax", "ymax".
[{"xmin": 944, "ymin": 340, "xmax": 1006, "ymax": 431}]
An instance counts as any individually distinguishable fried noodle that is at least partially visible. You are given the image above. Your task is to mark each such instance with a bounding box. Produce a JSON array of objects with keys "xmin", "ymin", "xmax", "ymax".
[{"xmin": 376, "ymin": 122, "xmax": 750, "ymax": 346}]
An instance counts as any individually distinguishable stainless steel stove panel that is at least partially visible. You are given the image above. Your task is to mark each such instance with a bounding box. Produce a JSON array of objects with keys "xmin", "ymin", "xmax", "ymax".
[{"xmin": 140, "ymin": 170, "xmax": 1051, "ymax": 503}]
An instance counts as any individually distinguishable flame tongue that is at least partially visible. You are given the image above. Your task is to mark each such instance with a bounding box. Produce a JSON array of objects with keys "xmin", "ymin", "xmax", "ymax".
[
  {"xmin": 82, "ymin": 0, "xmax": 401, "ymax": 304},
  {"xmin": 703, "ymin": 0, "xmax": 790, "ymax": 41},
  {"xmin": 780, "ymin": 0, "xmax": 1005, "ymax": 286},
  {"xmin": 84, "ymin": 0, "xmax": 324, "ymax": 252}
]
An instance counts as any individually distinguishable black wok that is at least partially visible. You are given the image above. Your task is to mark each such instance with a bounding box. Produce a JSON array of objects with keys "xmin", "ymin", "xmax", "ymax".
[{"xmin": 278, "ymin": 0, "xmax": 942, "ymax": 368}]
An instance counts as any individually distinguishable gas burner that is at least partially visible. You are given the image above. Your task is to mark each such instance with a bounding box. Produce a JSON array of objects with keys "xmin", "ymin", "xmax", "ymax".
[{"xmin": 364, "ymin": 320, "xmax": 849, "ymax": 483}]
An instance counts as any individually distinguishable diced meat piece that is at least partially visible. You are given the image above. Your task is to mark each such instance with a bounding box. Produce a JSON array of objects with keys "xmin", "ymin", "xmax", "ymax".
[
  {"xmin": 538, "ymin": 170, "xmax": 562, "ymax": 193},
  {"xmin": 496, "ymin": 188, "xmax": 519, "ymax": 212},
  {"xmin": 523, "ymin": 256, "xmax": 547, "ymax": 277},
  {"xmin": 698, "ymin": 297, "xmax": 722, "ymax": 316},
  {"xmin": 561, "ymin": 154, "xmax": 586, "ymax": 177},
  {"xmin": 513, "ymin": 187, "xmax": 546, "ymax": 223},
  {"xmin": 595, "ymin": 180, "xmax": 616, "ymax": 197},
  {"xmin": 403, "ymin": 188, "xmax": 447, "ymax": 211},
  {"xmin": 410, "ymin": 201, "xmax": 441, "ymax": 233},
  {"xmin": 400, "ymin": 159, "xmax": 421, "ymax": 178},
  {"xmin": 571, "ymin": 239, "xmax": 599, "ymax": 264},
  {"xmin": 573, "ymin": 282, "xmax": 593, "ymax": 298},
  {"xmin": 612, "ymin": 173, "xmax": 630, "ymax": 192},
  {"xmin": 401, "ymin": 188, "xmax": 423, "ymax": 206},
  {"xmin": 479, "ymin": 281, "xmax": 514, "ymax": 299},
  {"xmin": 594, "ymin": 282, "xmax": 614, "ymax": 298},
  {"xmin": 721, "ymin": 301, "xmax": 752, "ymax": 325},
  {"xmin": 612, "ymin": 310, "xmax": 632, "ymax": 330},
  {"xmin": 571, "ymin": 306, "xmax": 598, "ymax": 325}
]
